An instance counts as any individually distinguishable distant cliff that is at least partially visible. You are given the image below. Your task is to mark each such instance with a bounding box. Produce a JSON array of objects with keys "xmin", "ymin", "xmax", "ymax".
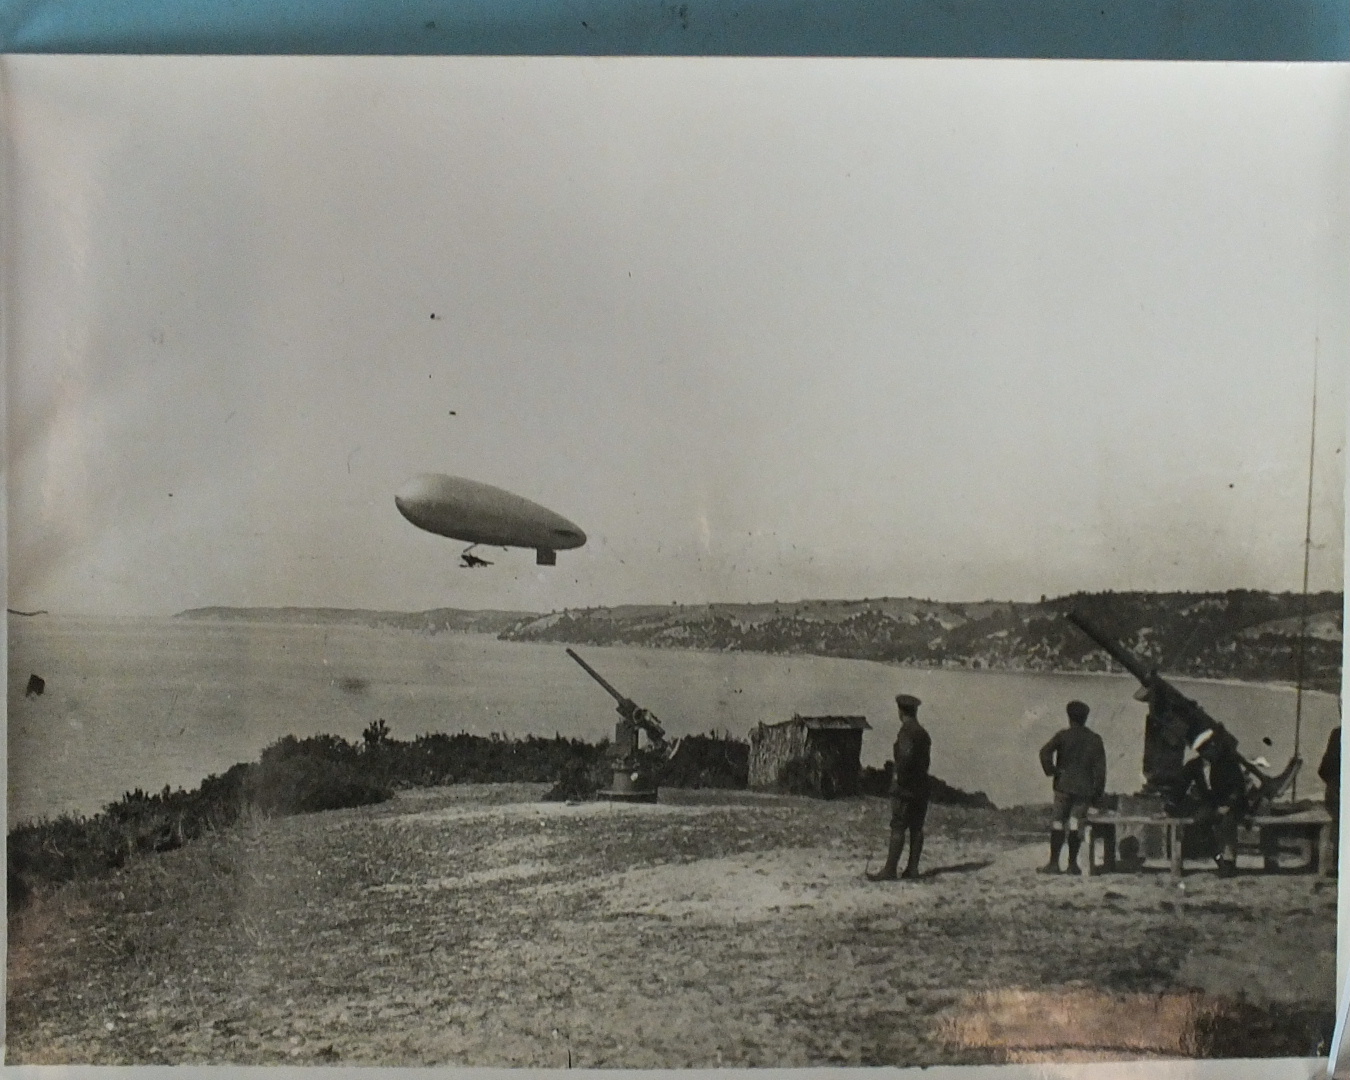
[
  {"xmin": 175, "ymin": 592, "xmax": 1344, "ymax": 690},
  {"xmin": 175, "ymin": 606, "xmax": 535, "ymax": 636},
  {"xmin": 501, "ymin": 591, "xmax": 1344, "ymax": 691}
]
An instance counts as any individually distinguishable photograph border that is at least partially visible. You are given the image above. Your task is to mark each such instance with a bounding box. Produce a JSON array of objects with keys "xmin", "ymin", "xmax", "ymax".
[{"xmin": 3, "ymin": 1, "xmax": 1347, "ymax": 1075}]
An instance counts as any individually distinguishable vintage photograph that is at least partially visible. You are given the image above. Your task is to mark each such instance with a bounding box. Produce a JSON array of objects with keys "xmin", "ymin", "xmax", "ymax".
[{"xmin": 5, "ymin": 56, "xmax": 1347, "ymax": 1067}]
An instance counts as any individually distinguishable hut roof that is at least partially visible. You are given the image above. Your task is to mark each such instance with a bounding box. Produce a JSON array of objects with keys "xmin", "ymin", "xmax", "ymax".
[{"xmin": 755, "ymin": 714, "xmax": 871, "ymax": 732}]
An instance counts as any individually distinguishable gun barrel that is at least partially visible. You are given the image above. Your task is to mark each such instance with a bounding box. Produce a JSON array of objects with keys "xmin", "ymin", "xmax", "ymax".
[
  {"xmin": 1065, "ymin": 612, "xmax": 1155, "ymax": 685},
  {"xmin": 565, "ymin": 648, "xmax": 629, "ymax": 706},
  {"xmin": 1065, "ymin": 613, "xmax": 1286, "ymax": 800}
]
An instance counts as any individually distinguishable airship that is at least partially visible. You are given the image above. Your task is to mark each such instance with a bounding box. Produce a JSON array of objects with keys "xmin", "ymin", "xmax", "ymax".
[{"xmin": 395, "ymin": 473, "xmax": 587, "ymax": 567}]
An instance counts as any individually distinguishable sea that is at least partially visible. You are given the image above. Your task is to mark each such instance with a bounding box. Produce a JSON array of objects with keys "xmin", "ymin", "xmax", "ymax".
[{"xmin": 6, "ymin": 614, "xmax": 1341, "ymax": 824}]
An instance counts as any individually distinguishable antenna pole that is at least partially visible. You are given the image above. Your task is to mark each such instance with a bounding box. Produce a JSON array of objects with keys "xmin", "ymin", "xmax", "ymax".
[{"xmin": 1292, "ymin": 340, "xmax": 1319, "ymax": 801}]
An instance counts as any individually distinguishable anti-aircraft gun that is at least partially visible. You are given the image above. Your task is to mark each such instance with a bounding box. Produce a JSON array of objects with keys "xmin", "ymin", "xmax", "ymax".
[
  {"xmin": 566, "ymin": 648, "xmax": 672, "ymax": 802},
  {"xmin": 1065, "ymin": 611, "xmax": 1301, "ymax": 812}
]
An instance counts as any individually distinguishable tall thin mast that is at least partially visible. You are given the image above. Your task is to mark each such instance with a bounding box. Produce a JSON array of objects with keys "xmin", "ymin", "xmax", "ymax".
[{"xmin": 1292, "ymin": 340, "xmax": 1319, "ymax": 800}]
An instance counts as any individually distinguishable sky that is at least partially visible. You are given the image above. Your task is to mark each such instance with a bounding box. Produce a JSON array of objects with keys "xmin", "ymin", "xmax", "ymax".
[{"xmin": 4, "ymin": 57, "xmax": 1348, "ymax": 617}]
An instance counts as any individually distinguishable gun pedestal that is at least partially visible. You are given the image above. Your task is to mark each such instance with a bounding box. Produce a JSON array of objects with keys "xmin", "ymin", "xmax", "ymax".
[
  {"xmin": 599, "ymin": 772, "xmax": 658, "ymax": 803},
  {"xmin": 599, "ymin": 716, "xmax": 659, "ymax": 803}
]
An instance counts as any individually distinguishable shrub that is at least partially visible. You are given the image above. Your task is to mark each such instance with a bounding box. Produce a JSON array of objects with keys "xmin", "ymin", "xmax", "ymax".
[
  {"xmin": 662, "ymin": 733, "xmax": 749, "ymax": 789},
  {"xmin": 8, "ymin": 727, "xmax": 761, "ymax": 910},
  {"xmin": 245, "ymin": 755, "xmax": 391, "ymax": 817},
  {"xmin": 8, "ymin": 736, "xmax": 392, "ymax": 909},
  {"xmin": 859, "ymin": 764, "xmax": 996, "ymax": 808},
  {"xmin": 542, "ymin": 757, "xmax": 608, "ymax": 801}
]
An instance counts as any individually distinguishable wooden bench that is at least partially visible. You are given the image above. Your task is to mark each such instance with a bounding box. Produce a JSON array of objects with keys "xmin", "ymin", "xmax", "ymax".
[{"xmin": 1082, "ymin": 807, "xmax": 1335, "ymax": 879}]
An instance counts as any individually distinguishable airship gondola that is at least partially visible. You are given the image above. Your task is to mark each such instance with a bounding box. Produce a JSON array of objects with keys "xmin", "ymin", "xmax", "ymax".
[{"xmin": 395, "ymin": 473, "xmax": 586, "ymax": 567}]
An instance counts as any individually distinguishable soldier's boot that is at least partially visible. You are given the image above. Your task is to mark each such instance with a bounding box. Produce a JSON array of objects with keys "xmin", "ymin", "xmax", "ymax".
[
  {"xmin": 867, "ymin": 829, "xmax": 905, "ymax": 881},
  {"xmin": 1216, "ymin": 839, "xmax": 1238, "ymax": 877},
  {"xmin": 899, "ymin": 831, "xmax": 924, "ymax": 879},
  {"xmin": 1038, "ymin": 828, "xmax": 1064, "ymax": 874},
  {"xmin": 1065, "ymin": 833, "xmax": 1083, "ymax": 875}
]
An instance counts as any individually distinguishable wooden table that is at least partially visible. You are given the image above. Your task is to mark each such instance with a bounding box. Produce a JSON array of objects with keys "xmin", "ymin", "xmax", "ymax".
[
  {"xmin": 1249, "ymin": 808, "xmax": 1337, "ymax": 877},
  {"xmin": 1083, "ymin": 813, "xmax": 1191, "ymax": 878},
  {"xmin": 1082, "ymin": 807, "xmax": 1335, "ymax": 879}
]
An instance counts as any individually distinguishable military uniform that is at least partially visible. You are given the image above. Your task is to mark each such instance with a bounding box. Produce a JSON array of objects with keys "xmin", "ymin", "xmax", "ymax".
[
  {"xmin": 1180, "ymin": 748, "xmax": 1247, "ymax": 874},
  {"xmin": 1037, "ymin": 701, "xmax": 1106, "ymax": 874},
  {"xmin": 868, "ymin": 694, "xmax": 931, "ymax": 881},
  {"xmin": 1319, "ymin": 727, "xmax": 1340, "ymax": 871},
  {"xmin": 1319, "ymin": 727, "xmax": 1340, "ymax": 820}
]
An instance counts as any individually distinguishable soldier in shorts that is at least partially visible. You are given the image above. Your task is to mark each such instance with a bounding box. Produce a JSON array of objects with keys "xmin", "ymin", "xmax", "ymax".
[{"xmin": 1037, "ymin": 700, "xmax": 1107, "ymax": 875}]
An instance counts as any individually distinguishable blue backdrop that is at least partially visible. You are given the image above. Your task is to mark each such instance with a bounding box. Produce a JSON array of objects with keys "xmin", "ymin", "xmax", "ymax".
[{"xmin": 2, "ymin": 0, "xmax": 1346, "ymax": 59}]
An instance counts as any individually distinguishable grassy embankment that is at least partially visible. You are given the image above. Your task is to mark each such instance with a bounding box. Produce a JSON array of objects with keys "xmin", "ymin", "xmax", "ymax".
[
  {"xmin": 8, "ymin": 721, "xmax": 993, "ymax": 910},
  {"xmin": 6, "ymin": 723, "xmax": 750, "ymax": 907}
]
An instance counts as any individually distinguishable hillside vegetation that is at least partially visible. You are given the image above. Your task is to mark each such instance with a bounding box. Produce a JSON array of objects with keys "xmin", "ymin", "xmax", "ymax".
[
  {"xmin": 177, "ymin": 591, "xmax": 1343, "ymax": 690},
  {"xmin": 177, "ymin": 606, "xmax": 533, "ymax": 635},
  {"xmin": 503, "ymin": 591, "xmax": 1343, "ymax": 691}
]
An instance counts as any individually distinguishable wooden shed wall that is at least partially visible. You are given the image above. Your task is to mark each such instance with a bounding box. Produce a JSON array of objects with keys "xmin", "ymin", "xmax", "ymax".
[
  {"xmin": 812, "ymin": 729, "xmax": 865, "ymax": 797},
  {"xmin": 748, "ymin": 722, "xmax": 809, "ymax": 789},
  {"xmin": 749, "ymin": 721, "xmax": 866, "ymax": 797}
]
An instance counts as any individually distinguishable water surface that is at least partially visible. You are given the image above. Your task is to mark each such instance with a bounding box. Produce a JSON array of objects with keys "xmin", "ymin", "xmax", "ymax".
[{"xmin": 7, "ymin": 615, "xmax": 1338, "ymax": 822}]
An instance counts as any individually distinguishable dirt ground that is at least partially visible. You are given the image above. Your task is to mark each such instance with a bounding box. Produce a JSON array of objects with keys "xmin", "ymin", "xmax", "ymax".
[{"xmin": 6, "ymin": 785, "xmax": 1337, "ymax": 1066}]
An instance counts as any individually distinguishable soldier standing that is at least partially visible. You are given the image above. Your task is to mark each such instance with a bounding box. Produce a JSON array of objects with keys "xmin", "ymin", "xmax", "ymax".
[
  {"xmin": 1319, "ymin": 723, "xmax": 1340, "ymax": 866},
  {"xmin": 1037, "ymin": 700, "xmax": 1107, "ymax": 875},
  {"xmin": 868, "ymin": 694, "xmax": 931, "ymax": 881},
  {"xmin": 1320, "ymin": 724, "xmax": 1340, "ymax": 817}
]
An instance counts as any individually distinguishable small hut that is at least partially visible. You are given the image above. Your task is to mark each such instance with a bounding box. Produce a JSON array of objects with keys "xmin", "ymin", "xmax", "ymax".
[{"xmin": 749, "ymin": 714, "xmax": 871, "ymax": 798}]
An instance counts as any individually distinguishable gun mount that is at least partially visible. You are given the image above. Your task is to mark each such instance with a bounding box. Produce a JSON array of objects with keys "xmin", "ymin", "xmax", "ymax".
[
  {"xmin": 566, "ymin": 648, "xmax": 670, "ymax": 802},
  {"xmin": 1065, "ymin": 612, "xmax": 1300, "ymax": 811}
]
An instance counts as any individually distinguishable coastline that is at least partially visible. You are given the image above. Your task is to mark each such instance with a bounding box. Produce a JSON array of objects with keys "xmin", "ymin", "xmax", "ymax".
[
  {"xmin": 17, "ymin": 610, "xmax": 1341, "ymax": 697},
  {"xmin": 492, "ymin": 634, "xmax": 1341, "ymax": 698}
]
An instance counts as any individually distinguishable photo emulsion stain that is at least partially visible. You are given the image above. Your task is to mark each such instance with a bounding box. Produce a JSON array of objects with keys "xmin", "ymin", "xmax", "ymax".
[{"xmin": 4, "ymin": 56, "xmax": 1347, "ymax": 1068}]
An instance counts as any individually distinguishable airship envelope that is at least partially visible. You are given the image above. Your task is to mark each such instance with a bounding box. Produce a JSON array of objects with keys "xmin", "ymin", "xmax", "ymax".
[{"xmin": 395, "ymin": 473, "xmax": 586, "ymax": 565}]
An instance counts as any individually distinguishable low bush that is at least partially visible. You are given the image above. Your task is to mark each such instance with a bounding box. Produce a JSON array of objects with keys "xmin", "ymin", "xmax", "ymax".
[
  {"xmin": 542, "ymin": 757, "xmax": 609, "ymax": 801},
  {"xmin": 244, "ymin": 756, "xmax": 390, "ymax": 817},
  {"xmin": 9, "ymin": 726, "xmax": 614, "ymax": 906},
  {"xmin": 859, "ymin": 764, "xmax": 996, "ymax": 809},
  {"xmin": 16, "ymin": 724, "xmax": 919, "ymax": 908},
  {"xmin": 662, "ymin": 733, "xmax": 749, "ymax": 789},
  {"xmin": 8, "ymin": 737, "xmax": 393, "ymax": 907}
]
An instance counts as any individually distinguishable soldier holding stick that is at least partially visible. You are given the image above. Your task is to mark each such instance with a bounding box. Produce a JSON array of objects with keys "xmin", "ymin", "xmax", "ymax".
[{"xmin": 867, "ymin": 694, "xmax": 932, "ymax": 882}]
